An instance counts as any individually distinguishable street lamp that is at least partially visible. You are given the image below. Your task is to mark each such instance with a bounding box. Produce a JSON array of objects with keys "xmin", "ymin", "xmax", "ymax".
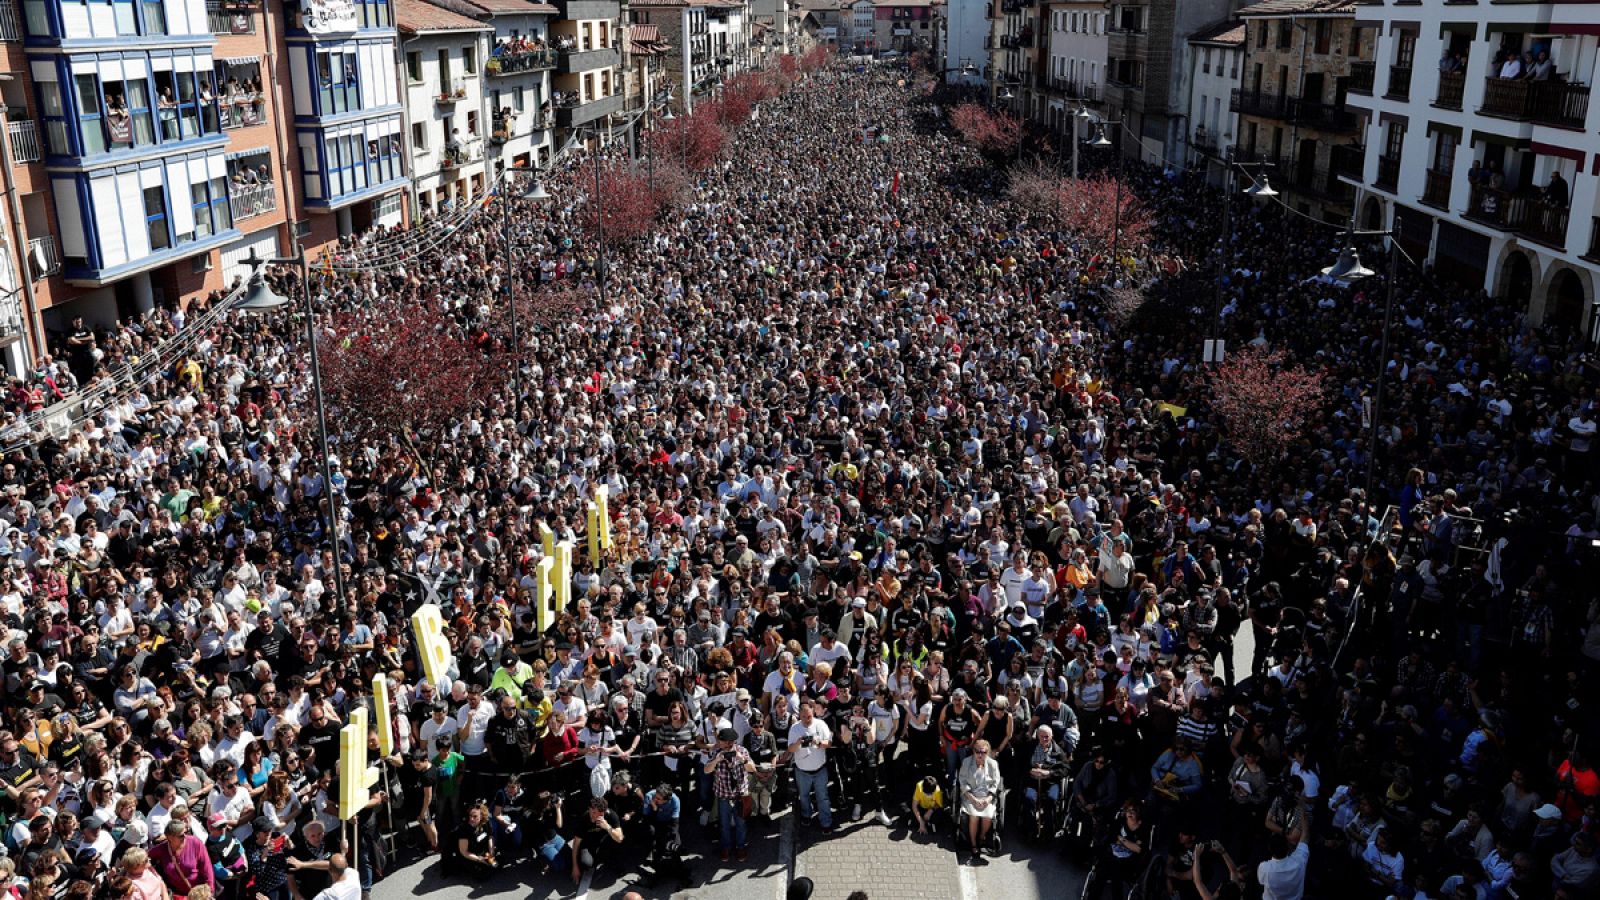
[
  {"xmin": 1071, "ymin": 104, "xmax": 1093, "ymax": 180},
  {"xmin": 501, "ymin": 167, "xmax": 550, "ymax": 405},
  {"xmin": 1320, "ymin": 228, "xmax": 1401, "ymax": 505},
  {"xmin": 1205, "ymin": 153, "xmax": 1278, "ymax": 364},
  {"xmin": 238, "ymin": 249, "xmax": 348, "ymax": 613}
]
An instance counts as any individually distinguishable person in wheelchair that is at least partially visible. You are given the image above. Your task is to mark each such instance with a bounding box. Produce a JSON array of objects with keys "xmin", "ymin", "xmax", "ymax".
[
  {"xmin": 910, "ymin": 775, "xmax": 948, "ymax": 835},
  {"xmin": 957, "ymin": 739, "xmax": 1005, "ymax": 861},
  {"xmin": 1022, "ymin": 725, "xmax": 1071, "ymax": 839},
  {"xmin": 1068, "ymin": 749, "xmax": 1121, "ymax": 847},
  {"xmin": 1082, "ymin": 800, "xmax": 1152, "ymax": 900}
]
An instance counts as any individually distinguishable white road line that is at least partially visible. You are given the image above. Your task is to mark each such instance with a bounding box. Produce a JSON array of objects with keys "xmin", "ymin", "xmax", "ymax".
[
  {"xmin": 776, "ymin": 809, "xmax": 796, "ymax": 900},
  {"xmin": 958, "ymin": 859, "xmax": 980, "ymax": 900}
]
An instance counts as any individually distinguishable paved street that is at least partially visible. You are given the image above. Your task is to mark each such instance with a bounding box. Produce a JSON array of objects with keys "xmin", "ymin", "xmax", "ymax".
[{"xmin": 370, "ymin": 635, "xmax": 1253, "ymax": 900}]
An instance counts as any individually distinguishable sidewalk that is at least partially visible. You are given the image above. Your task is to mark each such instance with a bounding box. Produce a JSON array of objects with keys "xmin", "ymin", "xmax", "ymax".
[{"xmin": 792, "ymin": 816, "xmax": 963, "ymax": 900}]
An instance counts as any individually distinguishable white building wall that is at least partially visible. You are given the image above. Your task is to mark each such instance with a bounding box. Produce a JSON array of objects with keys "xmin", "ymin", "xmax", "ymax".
[
  {"xmin": 402, "ymin": 30, "xmax": 493, "ymax": 206},
  {"xmin": 942, "ymin": 0, "xmax": 988, "ymax": 86}
]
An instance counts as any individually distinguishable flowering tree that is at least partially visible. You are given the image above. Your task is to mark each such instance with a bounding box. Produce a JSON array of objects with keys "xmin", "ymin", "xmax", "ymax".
[
  {"xmin": 1055, "ymin": 175, "xmax": 1154, "ymax": 253},
  {"xmin": 1007, "ymin": 159, "xmax": 1060, "ymax": 218},
  {"xmin": 948, "ymin": 103, "xmax": 1021, "ymax": 158},
  {"xmin": 650, "ymin": 110, "xmax": 726, "ymax": 172},
  {"xmin": 648, "ymin": 159, "xmax": 695, "ymax": 213},
  {"xmin": 577, "ymin": 160, "xmax": 660, "ymax": 243},
  {"xmin": 1205, "ymin": 346, "xmax": 1327, "ymax": 466},
  {"xmin": 801, "ymin": 45, "xmax": 830, "ymax": 72},
  {"xmin": 318, "ymin": 304, "xmax": 502, "ymax": 466},
  {"xmin": 778, "ymin": 54, "xmax": 800, "ymax": 80}
]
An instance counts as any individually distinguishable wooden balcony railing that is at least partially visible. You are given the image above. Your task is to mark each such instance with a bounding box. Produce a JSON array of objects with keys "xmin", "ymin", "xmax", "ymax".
[
  {"xmin": 1421, "ymin": 168, "xmax": 1451, "ymax": 209},
  {"xmin": 1376, "ymin": 154, "xmax": 1400, "ymax": 189},
  {"xmin": 1348, "ymin": 61, "xmax": 1375, "ymax": 95},
  {"xmin": 1435, "ymin": 70, "xmax": 1464, "ymax": 110},
  {"xmin": 1386, "ymin": 64, "xmax": 1412, "ymax": 100},
  {"xmin": 1479, "ymin": 78, "xmax": 1590, "ymax": 129}
]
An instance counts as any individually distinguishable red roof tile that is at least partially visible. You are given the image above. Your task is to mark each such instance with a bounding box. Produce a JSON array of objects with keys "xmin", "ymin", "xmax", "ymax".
[{"xmin": 396, "ymin": 0, "xmax": 493, "ymax": 32}]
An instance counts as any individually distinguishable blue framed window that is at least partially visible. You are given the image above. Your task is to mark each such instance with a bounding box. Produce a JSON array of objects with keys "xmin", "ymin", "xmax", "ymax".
[
  {"xmin": 38, "ymin": 81, "xmax": 72, "ymax": 155},
  {"xmin": 175, "ymin": 72, "xmax": 200, "ymax": 139},
  {"xmin": 112, "ymin": 0, "xmax": 137, "ymax": 35},
  {"xmin": 317, "ymin": 50, "xmax": 361, "ymax": 116},
  {"xmin": 209, "ymin": 176, "xmax": 233, "ymax": 233},
  {"xmin": 76, "ymin": 74, "xmax": 107, "ymax": 155},
  {"xmin": 143, "ymin": 185, "xmax": 170, "ymax": 251},
  {"xmin": 103, "ymin": 76, "xmax": 156, "ymax": 149},
  {"xmin": 191, "ymin": 182, "xmax": 211, "ymax": 239},
  {"xmin": 140, "ymin": 0, "xmax": 166, "ymax": 35},
  {"xmin": 356, "ymin": 0, "xmax": 390, "ymax": 29}
]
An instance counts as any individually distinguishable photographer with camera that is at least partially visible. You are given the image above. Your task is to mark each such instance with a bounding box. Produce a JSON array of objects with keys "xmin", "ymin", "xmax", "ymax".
[
  {"xmin": 702, "ymin": 726, "xmax": 755, "ymax": 861},
  {"xmin": 787, "ymin": 698, "xmax": 835, "ymax": 833}
]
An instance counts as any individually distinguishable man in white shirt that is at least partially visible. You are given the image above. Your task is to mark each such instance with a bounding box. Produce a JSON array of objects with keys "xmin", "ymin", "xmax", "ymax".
[
  {"xmin": 786, "ymin": 698, "xmax": 835, "ymax": 832},
  {"xmin": 1257, "ymin": 834, "xmax": 1310, "ymax": 900},
  {"xmin": 417, "ymin": 701, "xmax": 459, "ymax": 749},
  {"xmin": 312, "ymin": 854, "xmax": 361, "ymax": 900},
  {"xmin": 998, "ymin": 552, "xmax": 1031, "ymax": 610}
]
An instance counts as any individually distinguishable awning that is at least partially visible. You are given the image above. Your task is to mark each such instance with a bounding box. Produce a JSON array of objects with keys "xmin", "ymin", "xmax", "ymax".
[
  {"xmin": 219, "ymin": 56, "xmax": 261, "ymax": 66},
  {"xmin": 226, "ymin": 145, "xmax": 271, "ymax": 161}
]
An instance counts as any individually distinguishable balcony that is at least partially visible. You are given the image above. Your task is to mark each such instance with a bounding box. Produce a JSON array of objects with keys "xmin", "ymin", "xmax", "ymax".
[
  {"xmin": 228, "ymin": 181, "xmax": 276, "ymax": 221},
  {"xmin": 488, "ymin": 49, "xmax": 557, "ymax": 76},
  {"xmin": 436, "ymin": 79, "xmax": 467, "ymax": 105},
  {"xmin": 8, "ymin": 120, "xmax": 40, "ymax": 163},
  {"xmin": 1107, "ymin": 28, "xmax": 1145, "ymax": 59},
  {"xmin": 1000, "ymin": 32, "xmax": 1034, "ymax": 50},
  {"xmin": 27, "ymin": 236, "xmax": 59, "ymax": 280},
  {"xmin": 1435, "ymin": 70, "xmax": 1464, "ymax": 110},
  {"xmin": 1505, "ymin": 193, "xmax": 1570, "ymax": 249},
  {"xmin": 1330, "ymin": 144, "xmax": 1364, "ymax": 181},
  {"xmin": 218, "ymin": 92, "xmax": 266, "ymax": 130},
  {"xmin": 556, "ymin": 45, "xmax": 621, "ymax": 75},
  {"xmin": 0, "ymin": 292, "xmax": 23, "ymax": 345},
  {"xmin": 1232, "ymin": 89, "xmax": 1290, "ymax": 120},
  {"xmin": 1479, "ymin": 78, "xmax": 1590, "ymax": 129},
  {"xmin": 1421, "ymin": 168, "xmax": 1451, "ymax": 209},
  {"xmin": 441, "ymin": 136, "xmax": 484, "ymax": 170},
  {"xmin": 1465, "ymin": 185, "xmax": 1568, "ymax": 248},
  {"xmin": 555, "ymin": 92, "xmax": 623, "ymax": 129},
  {"xmin": 206, "ymin": 0, "xmax": 255, "ymax": 34},
  {"xmin": 0, "ymin": 0, "xmax": 21, "ymax": 40},
  {"xmin": 1289, "ymin": 99, "xmax": 1361, "ymax": 133},
  {"xmin": 1376, "ymin": 154, "xmax": 1400, "ymax": 190},
  {"xmin": 1583, "ymin": 217, "xmax": 1600, "ymax": 264},
  {"xmin": 1385, "ymin": 64, "xmax": 1412, "ymax": 100},
  {"xmin": 1348, "ymin": 61, "xmax": 1375, "ymax": 95}
]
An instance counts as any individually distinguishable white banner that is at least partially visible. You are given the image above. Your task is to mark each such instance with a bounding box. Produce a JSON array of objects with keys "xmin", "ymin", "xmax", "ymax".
[{"xmin": 302, "ymin": 0, "xmax": 358, "ymax": 35}]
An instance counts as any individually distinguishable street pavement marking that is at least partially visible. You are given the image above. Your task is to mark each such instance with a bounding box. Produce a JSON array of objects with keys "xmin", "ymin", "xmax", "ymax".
[
  {"xmin": 776, "ymin": 809, "xmax": 795, "ymax": 900},
  {"xmin": 958, "ymin": 859, "xmax": 980, "ymax": 900}
]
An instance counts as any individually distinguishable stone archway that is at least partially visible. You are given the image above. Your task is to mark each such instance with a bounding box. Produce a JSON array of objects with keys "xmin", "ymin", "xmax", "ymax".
[
  {"xmin": 1362, "ymin": 196, "xmax": 1383, "ymax": 231},
  {"xmin": 1501, "ymin": 250, "xmax": 1533, "ymax": 309},
  {"xmin": 1546, "ymin": 267, "xmax": 1586, "ymax": 333}
]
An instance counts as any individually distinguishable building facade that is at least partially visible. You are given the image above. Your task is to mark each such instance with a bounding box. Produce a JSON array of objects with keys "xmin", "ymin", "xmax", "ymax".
[
  {"xmin": 1039, "ymin": 0, "xmax": 1107, "ymax": 134},
  {"xmin": 939, "ymin": 0, "xmax": 986, "ymax": 85},
  {"xmin": 0, "ymin": 0, "xmax": 320, "ymax": 369},
  {"xmin": 1099, "ymin": 0, "xmax": 1237, "ymax": 164},
  {"xmin": 398, "ymin": 0, "xmax": 495, "ymax": 214},
  {"xmin": 870, "ymin": 0, "xmax": 934, "ymax": 56},
  {"xmin": 469, "ymin": 0, "xmax": 559, "ymax": 174},
  {"xmin": 1232, "ymin": 0, "xmax": 1364, "ymax": 223},
  {"xmin": 1346, "ymin": 0, "xmax": 1600, "ymax": 338},
  {"xmin": 1184, "ymin": 19, "xmax": 1243, "ymax": 177},
  {"xmin": 549, "ymin": 0, "xmax": 623, "ymax": 142}
]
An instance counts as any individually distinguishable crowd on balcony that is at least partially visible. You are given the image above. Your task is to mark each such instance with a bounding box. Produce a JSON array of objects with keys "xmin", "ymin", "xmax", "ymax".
[
  {"xmin": 492, "ymin": 35, "xmax": 548, "ymax": 57},
  {"xmin": 1495, "ymin": 49, "xmax": 1556, "ymax": 82},
  {"xmin": 1, "ymin": 59, "xmax": 1600, "ymax": 900},
  {"xmin": 552, "ymin": 90, "xmax": 582, "ymax": 108}
]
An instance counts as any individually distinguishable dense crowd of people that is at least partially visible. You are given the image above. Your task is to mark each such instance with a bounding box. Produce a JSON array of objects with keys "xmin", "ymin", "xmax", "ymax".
[{"xmin": 1, "ymin": 57, "xmax": 1598, "ymax": 900}]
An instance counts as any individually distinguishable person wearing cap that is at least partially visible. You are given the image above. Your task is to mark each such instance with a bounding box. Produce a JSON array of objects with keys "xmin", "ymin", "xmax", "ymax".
[
  {"xmin": 488, "ymin": 651, "xmax": 532, "ymax": 699},
  {"xmin": 702, "ymin": 726, "xmax": 755, "ymax": 861}
]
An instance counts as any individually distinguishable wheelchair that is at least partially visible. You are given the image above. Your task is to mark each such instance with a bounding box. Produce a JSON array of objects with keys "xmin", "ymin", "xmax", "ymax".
[
  {"xmin": 955, "ymin": 784, "xmax": 1009, "ymax": 857},
  {"xmin": 1019, "ymin": 764, "xmax": 1072, "ymax": 843}
]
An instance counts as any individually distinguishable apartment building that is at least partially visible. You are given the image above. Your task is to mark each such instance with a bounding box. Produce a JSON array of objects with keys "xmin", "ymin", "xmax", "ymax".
[
  {"xmin": 1184, "ymin": 19, "xmax": 1241, "ymax": 174},
  {"xmin": 462, "ymin": 0, "xmax": 559, "ymax": 173},
  {"xmin": 549, "ymin": 0, "xmax": 623, "ymax": 143},
  {"xmin": 939, "ymin": 0, "xmax": 986, "ymax": 85},
  {"xmin": 991, "ymin": 0, "xmax": 1042, "ymax": 113},
  {"xmin": 633, "ymin": 0, "xmax": 750, "ymax": 112},
  {"xmin": 1039, "ymin": 0, "xmax": 1108, "ymax": 134},
  {"xmin": 398, "ymin": 0, "xmax": 494, "ymax": 212},
  {"xmin": 1346, "ymin": 1, "xmax": 1600, "ymax": 338},
  {"xmin": 870, "ymin": 0, "xmax": 936, "ymax": 56},
  {"xmin": 1231, "ymin": 0, "xmax": 1364, "ymax": 222},
  {"xmin": 0, "ymin": 0, "xmax": 321, "ymax": 374},
  {"xmin": 1098, "ymin": 0, "xmax": 1237, "ymax": 163}
]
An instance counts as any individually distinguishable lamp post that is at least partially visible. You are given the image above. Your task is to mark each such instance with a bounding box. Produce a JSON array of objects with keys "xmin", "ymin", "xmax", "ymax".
[
  {"xmin": 1071, "ymin": 104, "xmax": 1091, "ymax": 181},
  {"xmin": 1089, "ymin": 118, "xmax": 1123, "ymax": 265},
  {"xmin": 1206, "ymin": 151, "xmax": 1278, "ymax": 364},
  {"xmin": 238, "ymin": 250, "xmax": 347, "ymax": 613},
  {"xmin": 501, "ymin": 167, "xmax": 549, "ymax": 405},
  {"xmin": 1320, "ymin": 229, "xmax": 1398, "ymax": 506}
]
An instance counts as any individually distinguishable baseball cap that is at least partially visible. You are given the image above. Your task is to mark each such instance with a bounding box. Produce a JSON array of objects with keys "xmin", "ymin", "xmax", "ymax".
[
  {"xmin": 717, "ymin": 727, "xmax": 738, "ymax": 742},
  {"xmin": 1533, "ymin": 803, "xmax": 1562, "ymax": 820}
]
